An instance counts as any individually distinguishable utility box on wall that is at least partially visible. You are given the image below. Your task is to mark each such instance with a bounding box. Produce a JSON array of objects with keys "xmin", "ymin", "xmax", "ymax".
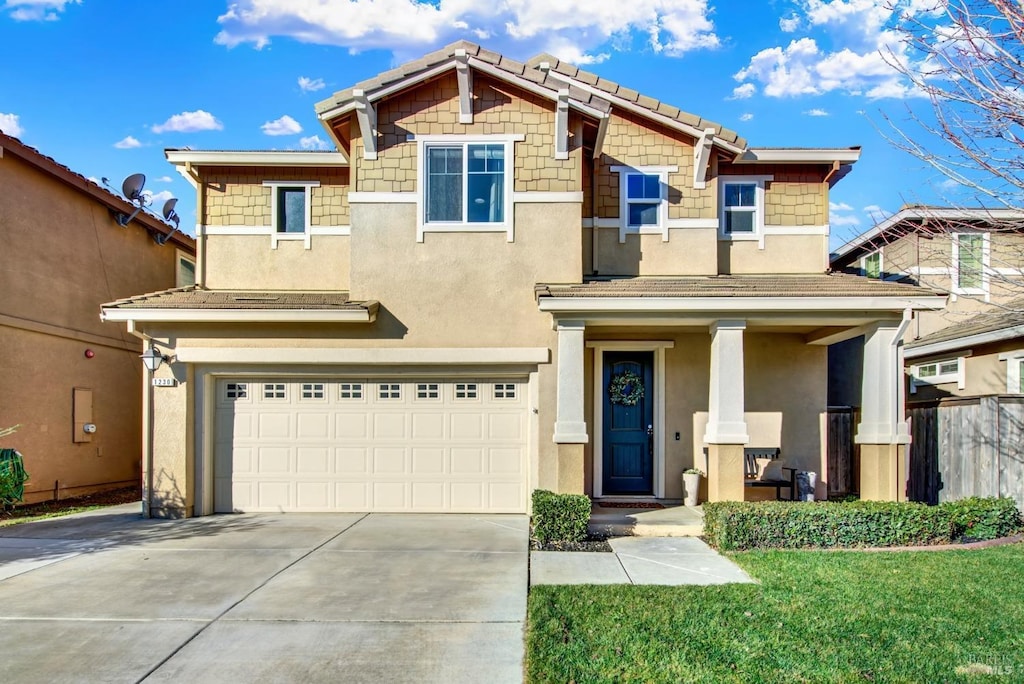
[{"xmin": 72, "ymin": 387, "xmax": 93, "ymax": 443}]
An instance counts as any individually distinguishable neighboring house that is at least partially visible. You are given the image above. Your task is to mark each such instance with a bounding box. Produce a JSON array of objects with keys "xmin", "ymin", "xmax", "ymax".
[
  {"xmin": 101, "ymin": 42, "xmax": 942, "ymax": 518},
  {"xmin": 0, "ymin": 132, "xmax": 196, "ymax": 504},
  {"xmin": 830, "ymin": 206, "xmax": 1024, "ymax": 404}
]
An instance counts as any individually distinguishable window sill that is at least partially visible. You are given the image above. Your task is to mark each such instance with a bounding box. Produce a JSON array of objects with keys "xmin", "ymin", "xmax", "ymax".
[
  {"xmin": 417, "ymin": 222, "xmax": 512, "ymax": 242},
  {"xmin": 717, "ymin": 232, "xmax": 760, "ymax": 241}
]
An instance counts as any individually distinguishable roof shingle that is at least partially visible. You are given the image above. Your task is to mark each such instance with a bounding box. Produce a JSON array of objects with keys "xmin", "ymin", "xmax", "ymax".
[{"xmin": 103, "ymin": 287, "xmax": 372, "ymax": 311}]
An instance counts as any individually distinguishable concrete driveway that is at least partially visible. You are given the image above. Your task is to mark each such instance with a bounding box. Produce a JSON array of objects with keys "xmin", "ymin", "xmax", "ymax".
[{"xmin": 0, "ymin": 505, "xmax": 528, "ymax": 683}]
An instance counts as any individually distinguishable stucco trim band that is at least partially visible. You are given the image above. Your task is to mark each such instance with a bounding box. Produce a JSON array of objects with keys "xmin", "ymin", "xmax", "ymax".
[
  {"xmin": 539, "ymin": 296, "xmax": 947, "ymax": 314},
  {"xmin": 102, "ymin": 309, "xmax": 376, "ymax": 323},
  {"xmin": 174, "ymin": 347, "xmax": 551, "ymax": 365}
]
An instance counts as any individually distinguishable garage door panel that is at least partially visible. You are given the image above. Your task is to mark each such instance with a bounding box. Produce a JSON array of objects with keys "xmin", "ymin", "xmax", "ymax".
[{"xmin": 217, "ymin": 378, "xmax": 527, "ymax": 513}]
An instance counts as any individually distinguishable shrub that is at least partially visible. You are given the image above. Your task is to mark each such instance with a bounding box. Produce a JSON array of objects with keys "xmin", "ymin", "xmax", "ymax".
[
  {"xmin": 704, "ymin": 497, "xmax": 1023, "ymax": 551},
  {"xmin": 0, "ymin": 449, "xmax": 29, "ymax": 506},
  {"xmin": 531, "ymin": 489, "xmax": 591, "ymax": 544},
  {"xmin": 941, "ymin": 497, "xmax": 1022, "ymax": 541}
]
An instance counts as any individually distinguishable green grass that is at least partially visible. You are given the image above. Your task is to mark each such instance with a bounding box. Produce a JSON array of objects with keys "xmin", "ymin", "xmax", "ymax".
[{"xmin": 527, "ymin": 544, "xmax": 1024, "ymax": 683}]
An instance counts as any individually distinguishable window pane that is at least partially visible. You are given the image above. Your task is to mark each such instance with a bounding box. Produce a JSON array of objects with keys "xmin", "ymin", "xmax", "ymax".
[
  {"xmin": 725, "ymin": 209, "xmax": 754, "ymax": 233},
  {"xmin": 178, "ymin": 258, "xmax": 196, "ymax": 287},
  {"xmin": 627, "ymin": 173, "xmax": 659, "ymax": 199},
  {"xmin": 427, "ymin": 146, "xmax": 463, "ymax": 222},
  {"xmin": 467, "ymin": 173, "xmax": 504, "ymax": 223},
  {"xmin": 725, "ymin": 183, "xmax": 756, "ymax": 208},
  {"xmin": 864, "ymin": 252, "xmax": 881, "ymax": 279},
  {"xmin": 919, "ymin": 364, "xmax": 937, "ymax": 378},
  {"xmin": 958, "ymin": 234, "xmax": 983, "ymax": 288},
  {"xmin": 628, "ymin": 202, "xmax": 659, "ymax": 226},
  {"xmin": 939, "ymin": 360, "xmax": 959, "ymax": 374},
  {"xmin": 278, "ymin": 188, "xmax": 305, "ymax": 233}
]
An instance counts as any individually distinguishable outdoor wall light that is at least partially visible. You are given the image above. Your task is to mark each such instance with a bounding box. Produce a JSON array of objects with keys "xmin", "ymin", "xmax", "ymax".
[{"xmin": 140, "ymin": 346, "xmax": 170, "ymax": 373}]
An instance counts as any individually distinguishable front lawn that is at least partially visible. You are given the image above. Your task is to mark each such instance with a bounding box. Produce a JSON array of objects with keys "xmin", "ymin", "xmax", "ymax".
[{"xmin": 527, "ymin": 544, "xmax": 1024, "ymax": 683}]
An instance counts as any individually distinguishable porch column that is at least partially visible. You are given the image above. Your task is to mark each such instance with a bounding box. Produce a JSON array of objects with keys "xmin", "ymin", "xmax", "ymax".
[
  {"xmin": 855, "ymin": 320, "xmax": 911, "ymax": 501},
  {"xmin": 553, "ymin": 320, "xmax": 587, "ymax": 493},
  {"xmin": 704, "ymin": 320, "xmax": 749, "ymax": 502}
]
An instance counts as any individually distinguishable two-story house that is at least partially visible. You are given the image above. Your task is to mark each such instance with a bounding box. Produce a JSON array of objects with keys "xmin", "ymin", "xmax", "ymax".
[
  {"xmin": 830, "ymin": 206, "xmax": 1024, "ymax": 403},
  {"xmin": 101, "ymin": 42, "xmax": 942, "ymax": 518},
  {"xmin": 0, "ymin": 131, "xmax": 195, "ymax": 504}
]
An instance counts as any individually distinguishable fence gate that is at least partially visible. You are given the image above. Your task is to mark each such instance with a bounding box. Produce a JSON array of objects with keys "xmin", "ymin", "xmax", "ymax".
[{"xmin": 826, "ymin": 407, "xmax": 856, "ymax": 498}]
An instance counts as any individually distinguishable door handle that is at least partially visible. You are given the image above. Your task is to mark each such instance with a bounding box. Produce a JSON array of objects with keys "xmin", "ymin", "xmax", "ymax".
[{"xmin": 647, "ymin": 424, "xmax": 654, "ymax": 457}]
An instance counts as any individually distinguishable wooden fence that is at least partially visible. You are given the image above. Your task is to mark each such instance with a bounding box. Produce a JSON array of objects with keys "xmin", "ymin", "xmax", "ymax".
[
  {"xmin": 908, "ymin": 396, "xmax": 1024, "ymax": 510},
  {"xmin": 826, "ymin": 407, "xmax": 857, "ymax": 498}
]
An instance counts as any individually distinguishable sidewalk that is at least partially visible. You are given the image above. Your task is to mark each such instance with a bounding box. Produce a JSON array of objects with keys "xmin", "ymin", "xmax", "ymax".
[{"xmin": 530, "ymin": 536, "xmax": 755, "ymax": 586}]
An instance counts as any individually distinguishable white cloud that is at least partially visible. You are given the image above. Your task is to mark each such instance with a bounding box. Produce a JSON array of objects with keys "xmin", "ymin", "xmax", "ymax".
[
  {"xmin": 142, "ymin": 189, "xmax": 175, "ymax": 208},
  {"xmin": 262, "ymin": 115, "xmax": 303, "ymax": 136},
  {"xmin": 214, "ymin": 0, "xmax": 721, "ymax": 62},
  {"xmin": 6, "ymin": 0, "xmax": 79, "ymax": 21},
  {"xmin": 156, "ymin": 176, "xmax": 174, "ymax": 183},
  {"xmin": 0, "ymin": 112, "xmax": 23, "ymax": 137},
  {"xmin": 830, "ymin": 201, "xmax": 854, "ymax": 211},
  {"xmin": 729, "ymin": 83, "xmax": 756, "ymax": 100},
  {"xmin": 299, "ymin": 135, "xmax": 331, "ymax": 150},
  {"xmin": 113, "ymin": 135, "xmax": 142, "ymax": 149},
  {"xmin": 152, "ymin": 110, "xmax": 224, "ymax": 134},
  {"xmin": 779, "ymin": 15, "xmax": 800, "ymax": 32},
  {"xmin": 804, "ymin": 108, "xmax": 830, "ymax": 116},
  {"xmin": 831, "ymin": 213, "xmax": 861, "ymax": 227},
  {"xmin": 298, "ymin": 76, "xmax": 326, "ymax": 92},
  {"xmin": 739, "ymin": 113, "xmax": 754, "ymax": 122}
]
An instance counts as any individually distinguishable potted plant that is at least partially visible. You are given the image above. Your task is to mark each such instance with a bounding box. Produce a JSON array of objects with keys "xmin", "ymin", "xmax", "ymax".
[{"xmin": 682, "ymin": 468, "xmax": 702, "ymax": 507}]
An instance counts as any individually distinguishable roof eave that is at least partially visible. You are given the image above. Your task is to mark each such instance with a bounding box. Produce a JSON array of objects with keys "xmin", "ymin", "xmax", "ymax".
[
  {"xmin": 905, "ymin": 323, "xmax": 1024, "ymax": 359},
  {"xmin": 734, "ymin": 147, "xmax": 862, "ymax": 164},
  {"xmin": 100, "ymin": 306, "xmax": 377, "ymax": 324},
  {"xmin": 164, "ymin": 150, "xmax": 349, "ymax": 168},
  {"xmin": 537, "ymin": 295, "xmax": 945, "ymax": 314}
]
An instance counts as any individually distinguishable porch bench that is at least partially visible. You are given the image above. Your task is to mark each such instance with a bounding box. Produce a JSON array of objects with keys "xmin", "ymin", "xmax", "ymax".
[{"xmin": 743, "ymin": 447, "xmax": 796, "ymax": 501}]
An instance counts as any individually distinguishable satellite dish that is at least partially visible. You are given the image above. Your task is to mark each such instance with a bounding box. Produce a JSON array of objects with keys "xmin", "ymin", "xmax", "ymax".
[
  {"xmin": 122, "ymin": 173, "xmax": 146, "ymax": 201},
  {"xmin": 162, "ymin": 198, "xmax": 180, "ymax": 228}
]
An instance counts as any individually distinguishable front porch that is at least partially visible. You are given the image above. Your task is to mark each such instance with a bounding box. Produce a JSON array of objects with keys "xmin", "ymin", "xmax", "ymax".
[{"xmin": 536, "ymin": 275, "xmax": 945, "ymax": 504}]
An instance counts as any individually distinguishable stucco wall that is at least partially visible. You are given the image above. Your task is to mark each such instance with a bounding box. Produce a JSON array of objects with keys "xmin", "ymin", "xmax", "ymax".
[
  {"xmin": 718, "ymin": 234, "xmax": 828, "ymax": 274},
  {"xmin": 352, "ymin": 72, "xmax": 582, "ymax": 194},
  {"xmin": 0, "ymin": 151, "xmax": 188, "ymax": 502},
  {"xmin": 909, "ymin": 338, "xmax": 1024, "ymax": 402},
  {"xmin": 202, "ymin": 166, "xmax": 350, "ymax": 227},
  {"xmin": 721, "ymin": 164, "xmax": 828, "ymax": 226},
  {"xmin": 204, "ymin": 235, "xmax": 350, "ymax": 290},
  {"xmin": 588, "ymin": 227, "xmax": 718, "ymax": 276}
]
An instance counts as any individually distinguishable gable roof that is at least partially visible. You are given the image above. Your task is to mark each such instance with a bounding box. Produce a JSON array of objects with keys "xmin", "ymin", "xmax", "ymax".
[
  {"xmin": 0, "ymin": 131, "xmax": 195, "ymax": 252},
  {"xmin": 315, "ymin": 40, "xmax": 858, "ymax": 166},
  {"xmin": 905, "ymin": 300, "xmax": 1024, "ymax": 358},
  {"xmin": 831, "ymin": 206, "xmax": 1024, "ymax": 265}
]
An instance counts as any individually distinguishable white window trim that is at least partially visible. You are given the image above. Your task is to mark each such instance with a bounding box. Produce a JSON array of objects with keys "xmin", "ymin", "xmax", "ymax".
[
  {"xmin": 998, "ymin": 349, "xmax": 1024, "ymax": 393},
  {"xmin": 416, "ymin": 134, "xmax": 523, "ymax": 243},
  {"xmin": 263, "ymin": 180, "xmax": 320, "ymax": 250},
  {"xmin": 952, "ymin": 232, "xmax": 990, "ymax": 300},
  {"xmin": 909, "ymin": 356, "xmax": 965, "ymax": 393},
  {"xmin": 861, "ymin": 247, "xmax": 883, "ymax": 280},
  {"xmin": 718, "ymin": 175, "xmax": 772, "ymax": 247},
  {"xmin": 610, "ymin": 165, "xmax": 678, "ymax": 243}
]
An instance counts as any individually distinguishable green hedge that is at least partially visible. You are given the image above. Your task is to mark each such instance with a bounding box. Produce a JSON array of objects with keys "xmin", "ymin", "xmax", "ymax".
[
  {"xmin": 531, "ymin": 490, "xmax": 591, "ymax": 543},
  {"xmin": 704, "ymin": 497, "xmax": 1022, "ymax": 551}
]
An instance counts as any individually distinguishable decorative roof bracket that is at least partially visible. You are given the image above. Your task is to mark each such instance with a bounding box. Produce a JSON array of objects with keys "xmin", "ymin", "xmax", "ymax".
[
  {"xmin": 555, "ymin": 89, "xmax": 570, "ymax": 160},
  {"xmin": 694, "ymin": 127, "xmax": 716, "ymax": 189},
  {"xmin": 353, "ymin": 89, "xmax": 378, "ymax": 161},
  {"xmin": 455, "ymin": 49, "xmax": 473, "ymax": 124}
]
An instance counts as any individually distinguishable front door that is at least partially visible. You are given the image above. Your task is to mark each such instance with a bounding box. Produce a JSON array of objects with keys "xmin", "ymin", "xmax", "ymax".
[{"xmin": 602, "ymin": 351, "xmax": 654, "ymax": 495}]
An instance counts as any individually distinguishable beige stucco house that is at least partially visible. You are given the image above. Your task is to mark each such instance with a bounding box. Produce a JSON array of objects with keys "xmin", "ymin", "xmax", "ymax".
[
  {"xmin": 101, "ymin": 42, "xmax": 943, "ymax": 518},
  {"xmin": 0, "ymin": 131, "xmax": 195, "ymax": 503},
  {"xmin": 830, "ymin": 206, "xmax": 1024, "ymax": 403}
]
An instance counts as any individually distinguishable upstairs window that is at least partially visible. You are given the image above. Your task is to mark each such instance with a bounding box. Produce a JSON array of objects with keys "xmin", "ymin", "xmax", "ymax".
[
  {"xmin": 719, "ymin": 176, "xmax": 769, "ymax": 241},
  {"xmin": 176, "ymin": 253, "xmax": 196, "ymax": 287},
  {"xmin": 425, "ymin": 142, "xmax": 505, "ymax": 224},
  {"xmin": 863, "ymin": 251, "xmax": 881, "ymax": 279},
  {"xmin": 277, "ymin": 187, "xmax": 306, "ymax": 233},
  {"xmin": 955, "ymin": 233, "xmax": 985, "ymax": 291},
  {"xmin": 625, "ymin": 173, "xmax": 661, "ymax": 228}
]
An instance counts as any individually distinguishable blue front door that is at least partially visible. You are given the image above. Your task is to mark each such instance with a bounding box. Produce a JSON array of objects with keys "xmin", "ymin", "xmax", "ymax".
[{"xmin": 602, "ymin": 351, "xmax": 654, "ymax": 495}]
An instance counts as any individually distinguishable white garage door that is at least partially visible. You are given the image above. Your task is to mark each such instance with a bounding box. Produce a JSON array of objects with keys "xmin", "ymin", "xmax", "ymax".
[{"xmin": 214, "ymin": 378, "xmax": 528, "ymax": 513}]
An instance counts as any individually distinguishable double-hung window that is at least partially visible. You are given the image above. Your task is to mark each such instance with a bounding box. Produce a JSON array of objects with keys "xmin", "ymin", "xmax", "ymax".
[
  {"xmin": 863, "ymin": 250, "xmax": 881, "ymax": 279},
  {"xmin": 611, "ymin": 165, "xmax": 676, "ymax": 242},
  {"xmin": 419, "ymin": 136, "xmax": 516, "ymax": 240},
  {"xmin": 954, "ymin": 233, "xmax": 986, "ymax": 293},
  {"xmin": 719, "ymin": 176, "xmax": 769, "ymax": 242},
  {"xmin": 910, "ymin": 358, "xmax": 964, "ymax": 393}
]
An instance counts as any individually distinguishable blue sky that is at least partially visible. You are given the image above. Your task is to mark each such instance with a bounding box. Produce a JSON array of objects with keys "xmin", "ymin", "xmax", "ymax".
[{"xmin": 0, "ymin": 0, "xmax": 968, "ymax": 247}]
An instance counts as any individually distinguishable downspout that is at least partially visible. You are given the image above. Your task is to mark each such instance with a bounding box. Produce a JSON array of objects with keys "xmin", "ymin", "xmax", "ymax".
[
  {"xmin": 184, "ymin": 162, "xmax": 205, "ymax": 287},
  {"xmin": 591, "ymin": 150, "xmax": 600, "ymax": 275},
  {"xmin": 893, "ymin": 307, "xmax": 913, "ymax": 500}
]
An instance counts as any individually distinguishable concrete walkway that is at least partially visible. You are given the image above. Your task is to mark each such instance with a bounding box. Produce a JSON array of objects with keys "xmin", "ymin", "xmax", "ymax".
[
  {"xmin": 588, "ymin": 503, "xmax": 704, "ymax": 537},
  {"xmin": 0, "ymin": 505, "xmax": 528, "ymax": 684},
  {"xmin": 530, "ymin": 536, "xmax": 755, "ymax": 586}
]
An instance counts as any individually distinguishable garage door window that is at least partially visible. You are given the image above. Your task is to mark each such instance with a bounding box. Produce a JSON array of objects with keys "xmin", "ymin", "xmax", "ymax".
[
  {"xmin": 339, "ymin": 383, "xmax": 363, "ymax": 400},
  {"xmin": 378, "ymin": 383, "xmax": 401, "ymax": 400},
  {"xmin": 455, "ymin": 383, "xmax": 478, "ymax": 399},
  {"xmin": 493, "ymin": 383, "xmax": 516, "ymax": 399},
  {"xmin": 301, "ymin": 383, "xmax": 326, "ymax": 400},
  {"xmin": 263, "ymin": 383, "xmax": 287, "ymax": 400},
  {"xmin": 416, "ymin": 383, "xmax": 440, "ymax": 400},
  {"xmin": 225, "ymin": 383, "xmax": 248, "ymax": 400}
]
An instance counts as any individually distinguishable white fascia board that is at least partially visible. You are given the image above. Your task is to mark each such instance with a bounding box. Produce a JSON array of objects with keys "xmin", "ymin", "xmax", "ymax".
[
  {"xmin": 736, "ymin": 148, "xmax": 862, "ymax": 164},
  {"xmin": 905, "ymin": 324, "xmax": 1024, "ymax": 359},
  {"xmin": 831, "ymin": 207, "xmax": 1024, "ymax": 260},
  {"xmin": 101, "ymin": 308, "xmax": 374, "ymax": 323},
  {"xmin": 537, "ymin": 296, "xmax": 946, "ymax": 314},
  {"xmin": 165, "ymin": 150, "xmax": 348, "ymax": 167},
  {"xmin": 175, "ymin": 346, "xmax": 551, "ymax": 365}
]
